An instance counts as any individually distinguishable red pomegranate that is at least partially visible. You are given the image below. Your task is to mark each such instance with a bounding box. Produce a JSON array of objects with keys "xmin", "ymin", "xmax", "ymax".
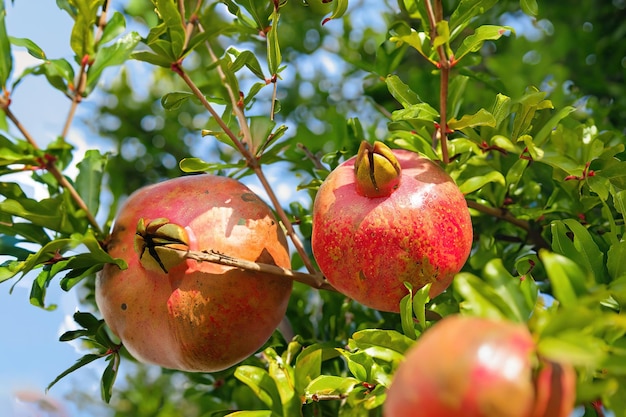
[
  {"xmin": 383, "ymin": 316, "xmax": 576, "ymax": 417},
  {"xmin": 96, "ymin": 175, "xmax": 292, "ymax": 372},
  {"xmin": 311, "ymin": 141, "xmax": 473, "ymax": 312}
]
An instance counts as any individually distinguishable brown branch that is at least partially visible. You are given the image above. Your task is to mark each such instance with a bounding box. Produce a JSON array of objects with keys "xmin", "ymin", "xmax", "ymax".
[
  {"xmin": 1, "ymin": 104, "xmax": 103, "ymax": 235},
  {"xmin": 424, "ymin": 0, "xmax": 451, "ymax": 164},
  {"xmin": 466, "ymin": 199, "xmax": 550, "ymax": 249},
  {"xmin": 169, "ymin": 247, "xmax": 333, "ymax": 291},
  {"xmin": 174, "ymin": 21, "xmax": 319, "ymax": 276}
]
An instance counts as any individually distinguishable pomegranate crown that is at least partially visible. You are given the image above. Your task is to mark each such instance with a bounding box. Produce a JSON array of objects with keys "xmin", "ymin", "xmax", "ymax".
[{"xmin": 354, "ymin": 140, "xmax": 401, "ymax": 198}]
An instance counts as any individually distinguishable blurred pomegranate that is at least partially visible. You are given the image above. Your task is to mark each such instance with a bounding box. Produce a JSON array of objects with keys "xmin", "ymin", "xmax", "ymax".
[{"xmin": 383, "ymin": 315, "xmax": 576, "ymax": 417}]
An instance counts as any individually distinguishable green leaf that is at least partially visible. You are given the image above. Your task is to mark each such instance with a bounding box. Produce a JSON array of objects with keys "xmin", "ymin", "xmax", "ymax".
[
  {"xmin": 234, "ymin": 365, "xmax": 283, "ymax": 415},
  {"xmin": 324, "ymin": 0, "xmax": 349, "ymax": 23},
  {"xmin": 226, "ymin": 412, "xmax": 272, "ymax": 417},
  {"xmin": 454, "ymin": 272, "xmax": 514, "ymax": 320},
  {"xmin": 539, "ymin": 250, "xmax": 589, "ymax": 307},
  {"xmin": 448, "ymin": 108, "xmax": 496, "ymax": 130},
  {"xmin": 458, "ymin": 170, "xmax": 505, "ymax": 194},
  {"xmin": 305, "ymin": 375, "xmax": 359, "ymax": 400},
  {"xmin": 294, "ymin": 344, "xmax": 339, "ymax": 394},
  {"xmin": 0, "ymin": 0, "xmax": 12, "ymax": 88},
  {"xmin": 550, "ymin": 220, "xmax": 605, "ymax": 283},
  {"xmin": 86, "ymin": 31, "xmax": 141, "ymax": 93},
  {"xmin": 538, "ymin": 332, "xmax": 606, "ymax": 367},
  {"xmin": 454, "ymin": 25, "xmax": 513, "ymax": 63},
  {"xmin": 9, "ymin": 36, "xmax": 46, "ymax": 59},
  {"xmin": 76, "ymin": 149, "xmax": 107, "ymax": 217},
  {"xmin": 69, "ymin": 0, "xmax": 101, "ymax": 59},
  {"xmin": 154, "ymin": 0, "xmax": 186, "ymax": 59},
  {"xmin": 449, "ymin": 0, "xmax": 499, "ymax": 41},
  {"xmin": 385, "ymin": 74, "xmax": 421, "ymax": 108},
  {"xmin": 399, "ymin": 284, "xmax": 417, "ymax": 340},
  {"xmin": 101, "ymin": 353, "xmax": 120, "ymax": 403},
  {"xmin": 520, "ymin": 0, "xmax": 539, "ymax": 16},
  {"xmin": 161, "ymin": 91, "xmax": 195, "ymax": 110},
  {"xmin": 389, "ymin": 25, "xmax": 432, "ymax": 62},
  {"xmin": 131, "ymin": 50, "xmax": 172, "ymax": 67},
  {"xmin": 608, "ymin": 242, "xmax": 626, "ymax": 280},
  {"xmin": 349, "ymin": 329, "xmax": 413, "ymax": 362},
  {"xmin": 98, "ymin": 11, "xmax": 126, "ymax": 46},
  {"xmin": 267, "ymin": 9, "xmax": 281, "ymax": 75},
  {"xmin": 47, "ymin": 353, "xmax": 101, "ymax": 393},
  {"xmin": 229, "ymin": 48, "xmax": 265, "ymax": 80}
]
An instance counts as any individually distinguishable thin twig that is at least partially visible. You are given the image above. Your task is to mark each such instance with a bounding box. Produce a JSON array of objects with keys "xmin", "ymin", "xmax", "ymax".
[
  {"xmin": 176, "ymin": 19, "xmax": 319, "ymax": 275},
  {"xmin": 466, "ymin": 199, "xmax": 530, "ymax": 230},
  {"xmin": 169, "ymin": 247, "xmax": 332, "ymax": 290},
  {"xmin": 424, "ymin": 0, "xmax": 451, "ymax": 164},
  {"xmin": 1, "ymin": 104, "xmax": 103, "ymax": 235}
]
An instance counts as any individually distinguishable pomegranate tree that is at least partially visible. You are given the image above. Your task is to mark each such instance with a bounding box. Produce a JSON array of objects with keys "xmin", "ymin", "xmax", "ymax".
[
  {"xmin": 96, "ymin": 175, "xmax": 292, "ymax": 372},
  {"xmin": 311, "ymin": 141, "xmax": 473, "ymax": 312},
  {"xmin": 383, "ymin": 316, "xmax": 576, "ymax": 417}
]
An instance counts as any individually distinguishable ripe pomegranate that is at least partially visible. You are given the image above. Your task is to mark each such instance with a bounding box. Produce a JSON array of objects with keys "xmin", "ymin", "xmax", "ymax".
[
  {"xmin": 311, "ymin": 141, "xmax": 472, "ymax": 312},
  {"xmin": 96, "ymin": 175, "xmax": 292, "ymax": 372},
  {"xmin": 383, "ymin": 316, "xmax": 576, "ymax": 417}
]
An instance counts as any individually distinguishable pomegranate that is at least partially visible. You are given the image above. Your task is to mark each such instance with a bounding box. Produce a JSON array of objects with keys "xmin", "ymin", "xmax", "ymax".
[
  {"xmin": 311, "ymin": 141, "xmax": 472, "ymax": 312},
  {"xmin": 96, "ymin": 175, "xmax": 292, "ymax": 372},
  {"xmin": 383, "ymin": 316, "xmax": 576, "ymax": 417}
]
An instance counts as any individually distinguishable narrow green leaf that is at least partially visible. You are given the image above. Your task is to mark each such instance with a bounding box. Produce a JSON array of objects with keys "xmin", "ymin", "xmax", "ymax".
[
  {"xmin": 267, "ymin": 9, "xmax": 281, "ymax": 75},
  {"xmin": 399, "ymin": 283, "xmax": 417, "ymax": 340},
  {"xmin": 390, "ymin": 28, "xmax": 432, "ymax": 62},
  {"xmin": 76, "ymin": 149, "xmax": 106, "ymax": 217},
  {"xmin": 350, "ymin": 329, "xmax": 414, "ymax": 356},
  {"xmin": 539, "ymin": 250, "xmax": 589, "ymax": 307},
  {"xmin": 608, "ymin": 242, "xmax": 626, "ymax": 280},
  {"xmin": 229, "ymin": 48, "xmax": 265, "ymax": 80},
  {"xmin": 9, "ymin": 36, "xmax": 46, "ymax": 59},
  {"xmin": 0, "ymin": 0, "xmax": 12, "ymax": 88},
  {"xmin": 161, "ymin": 91, "xmax": 195, "ymax": 110},
  {"xmin": 520, "ymin": 0, "xmax": 539, "ymax": 16},
  {"xmin": 562, "ymin": 218, "xmax": 605, "ymax": 282},
  {"xmin": 131, "ymin": 50, "xmax": 172, "ymax": 68},
  {"xmin": 454, "ymin": 25, "xmax": 513, "ymax": 63},
  {"xmin": 234, "ymin": 366, "xmax": 283, "ymax": 415},
  {"xmin": 448, "ymin": 108, "xmax": 496, "ymax": 130},
  {"xmin": 458, "ymin": 170, "xmax": 505, "ymax": 194},
  {"xmin": 155, "ymin": 0, "xmax": 185, "ymax": 59},
  {"xmin": 324, "ymin": 0, "xmax": 349, "ymax": 23},
  {"xmin": 449, "ymin": 0, "xmax": 499, "ymax": 41},
  {"xmin": 101, "ymin": 353, "xmax": 120, "ymax": 403},
  {"xmin": 226, "ymin": 411, "xmax": 272, "ymax": 417},
  {"xmin": 385, "ymin": 74, "xmax": 421, "ymax": 108},
  {"xmin": 47, "ymin": 353, "xmax": 101, "ymax": 393},
  {"xmin": 305, "ymin": 375, "xmax": 359, "ymax": 400},
  {"xmin": 454, "ymin": 272, "xmax": 512, "ymax": 320},
  {"xmin": 69, "ymin": 0, "xmax": 101, "ymax": 59},
  {"xmin": 86, "ymin": 31, "xmax": 141, "ymax": 93},
  {"xmin": 98, "ymin": 11, "xmax": 125, "ymax": 46}
]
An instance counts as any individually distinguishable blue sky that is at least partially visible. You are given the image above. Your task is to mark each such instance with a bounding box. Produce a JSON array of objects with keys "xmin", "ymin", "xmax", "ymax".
[{"xmin": 1, "ymin": 2, "xmax": 120, "ymax": 416}]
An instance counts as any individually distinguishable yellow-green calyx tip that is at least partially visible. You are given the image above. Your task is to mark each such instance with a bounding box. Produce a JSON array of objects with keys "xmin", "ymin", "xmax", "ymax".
[
  {"xmin": 134, "ymin": 218, "xmax": 190, "ymax": 273},
  {"xmin": 354, "ymin": 140, "xmax": 401, "ymax": 198}
]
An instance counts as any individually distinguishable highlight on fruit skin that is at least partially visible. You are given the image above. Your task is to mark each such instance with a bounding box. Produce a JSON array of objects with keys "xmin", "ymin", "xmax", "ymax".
[
  {"xmin": 96, "ymin": 175, "xmax": 293, "ymax": 373},
  {"xmin": 311, "ymin": 141, "xmax": 473, "ymax": 312}
]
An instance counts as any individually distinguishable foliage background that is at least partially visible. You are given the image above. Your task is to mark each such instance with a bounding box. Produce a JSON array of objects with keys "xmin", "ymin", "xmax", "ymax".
[{"xmin": 1, "ymin": 0, "xmax": 625, "ymax": 416}]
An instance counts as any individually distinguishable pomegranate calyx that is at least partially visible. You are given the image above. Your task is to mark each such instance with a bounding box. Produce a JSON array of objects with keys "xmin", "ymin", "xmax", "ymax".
[
  {"xmin": 354, "ymin": 140, "xmax": 401, "ymax": 198},
  {"xmin": 134, "ymin": 217, "xmax": 190, "ymax": 273}
]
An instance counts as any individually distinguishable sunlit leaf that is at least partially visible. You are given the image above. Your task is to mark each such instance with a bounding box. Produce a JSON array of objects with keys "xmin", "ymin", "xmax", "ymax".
[
  {"xmin": 0, "ymin": 0, "xmax": 12, "ymax": 88},
  {"xmin": 9, "ymin": 36, "xmax": 46, "ymax": 59},
  {"xmin": 454, "ymin": 25, "xmax": 513, "ymax": 63},
  {"xmin": 448, "ymin": 108, "xmax": 496, "ymax": 130}
]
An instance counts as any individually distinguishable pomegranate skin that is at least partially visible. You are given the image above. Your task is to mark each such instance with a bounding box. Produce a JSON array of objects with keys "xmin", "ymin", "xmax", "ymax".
[
  {"xmin": 311, "ymin": 149, "xmax": 472, "ymax": 312},
  {"xmin": 383, "ymin": 316, "xmax": 537, "ymax": 417},
  {"xmin": 96, "ymin": 175, "xmax": 292, "ymax": 372}
]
